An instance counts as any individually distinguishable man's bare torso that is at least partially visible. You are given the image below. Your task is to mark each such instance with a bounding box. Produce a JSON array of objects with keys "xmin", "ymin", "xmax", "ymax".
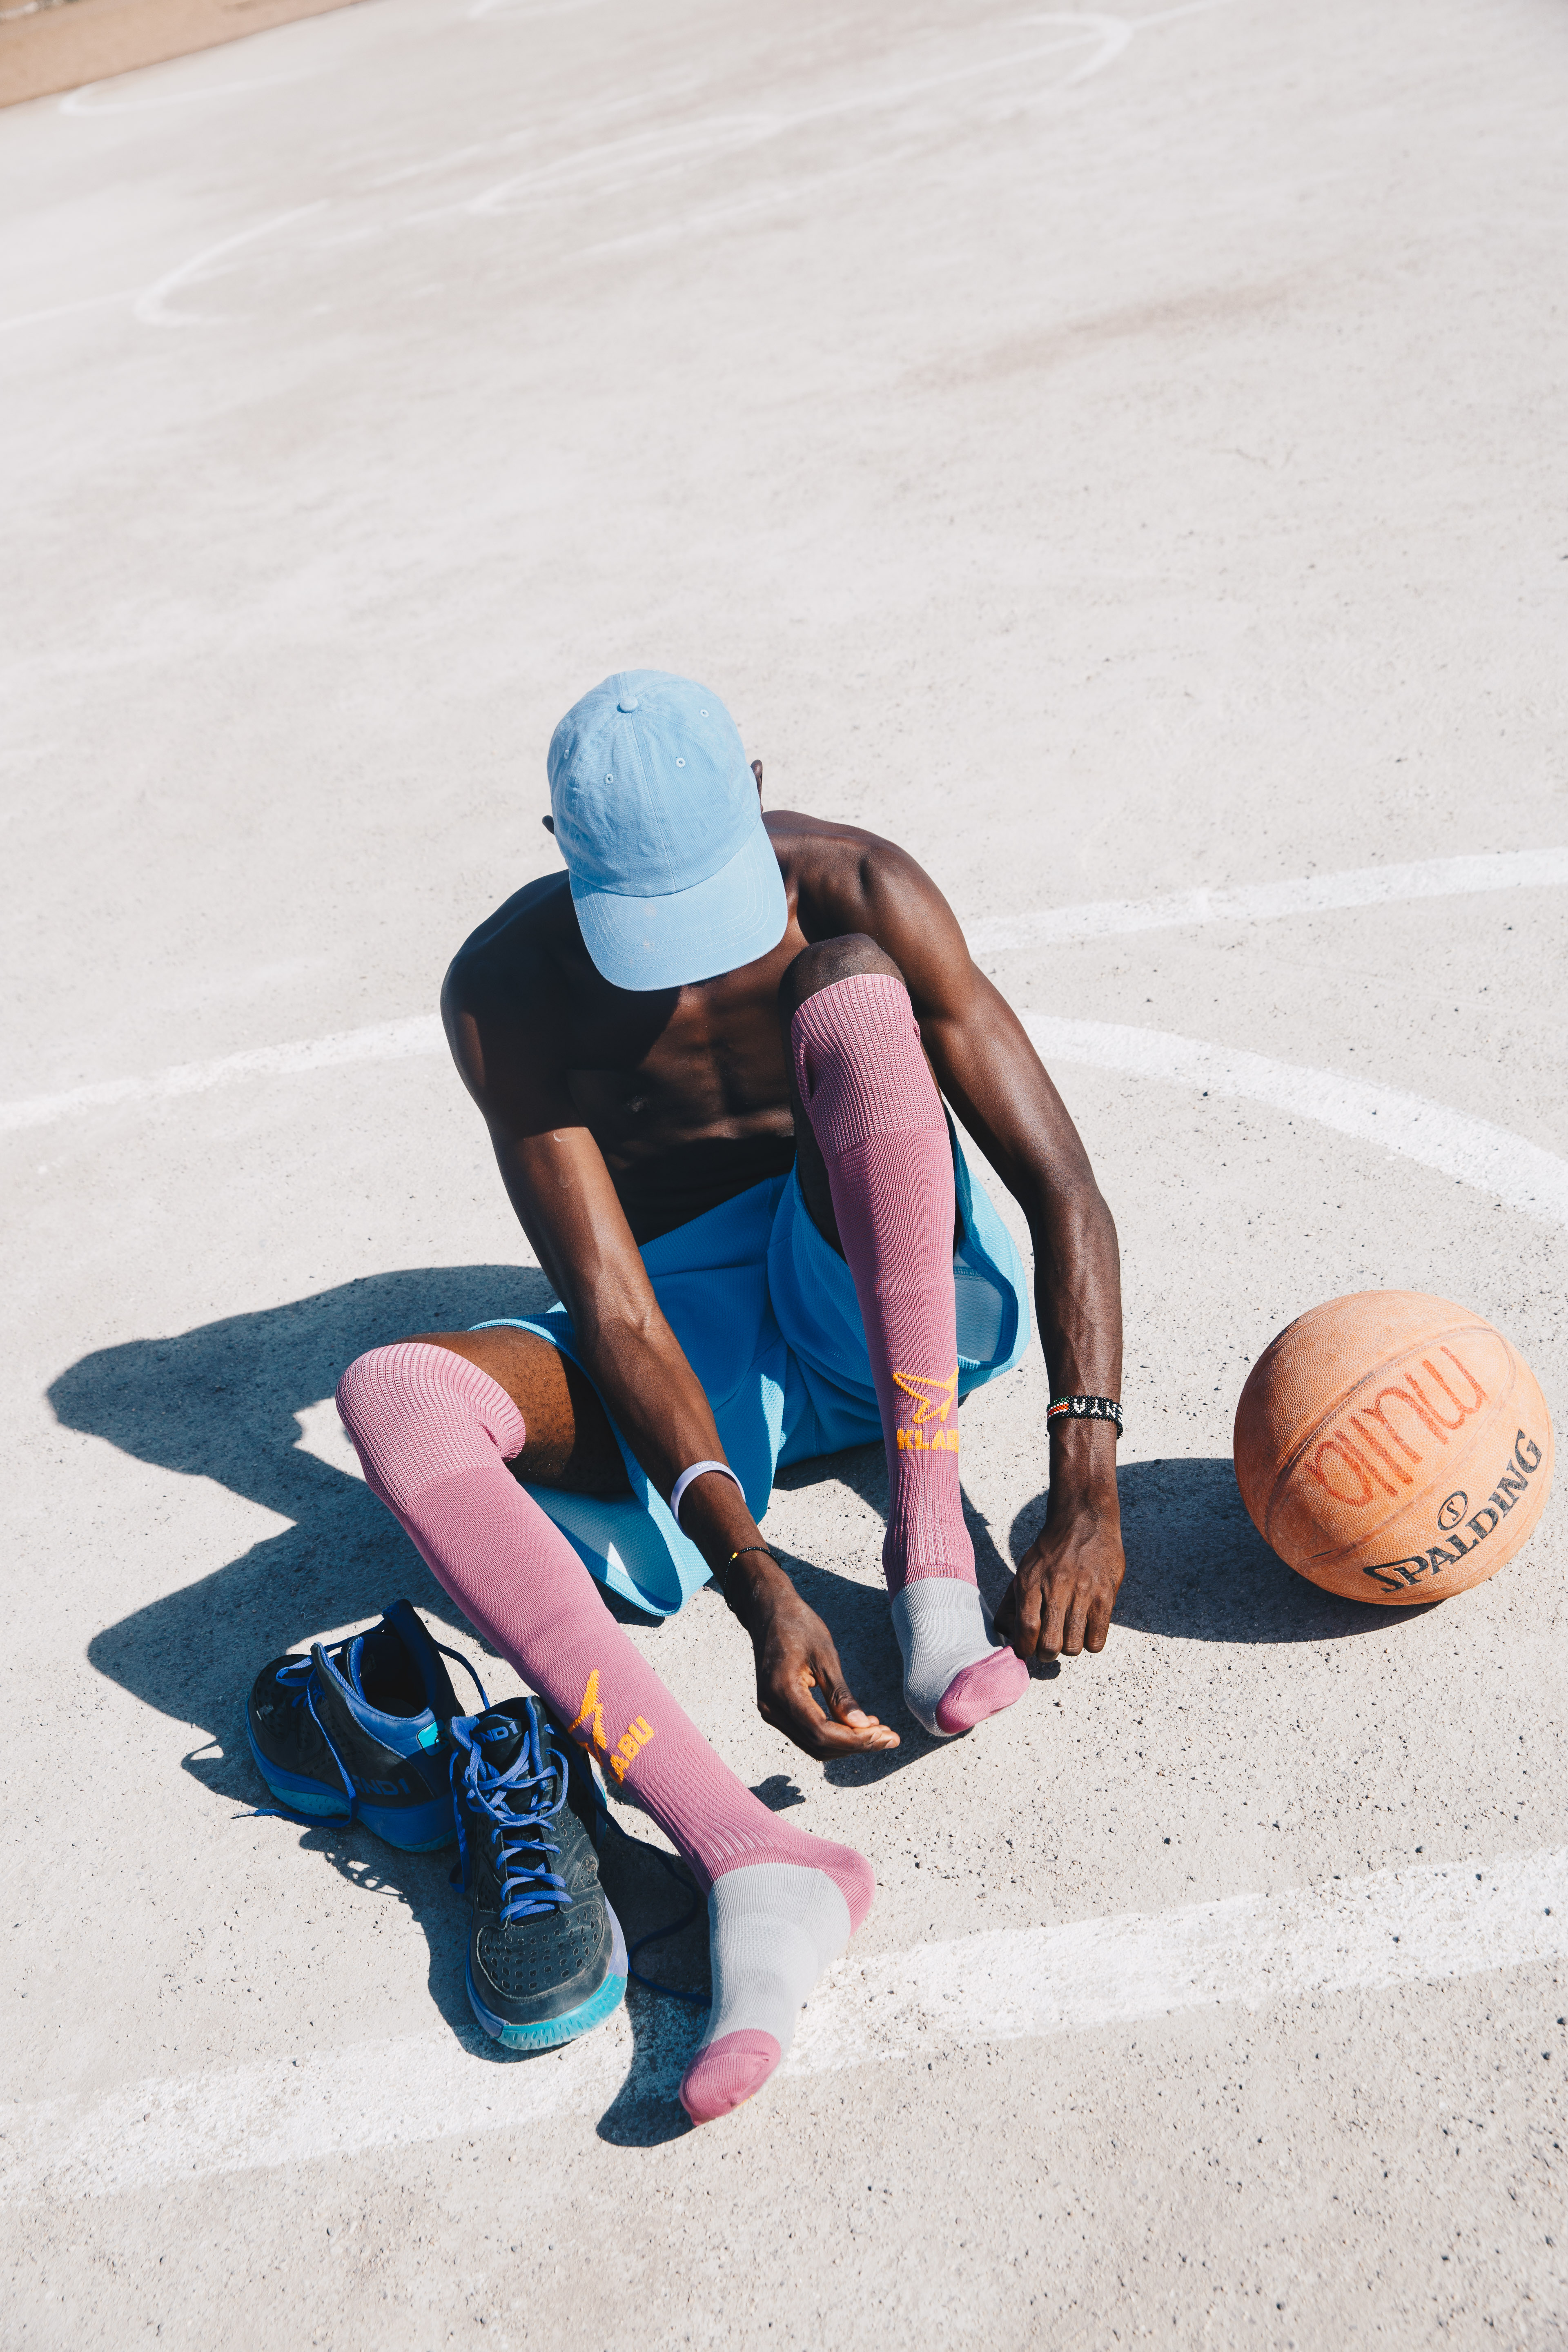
[
  {"xmin": 445, "ymin": 811, "xmax": 897, "ymax": 1241},
  {"xmin": 436, "ymin": 782, "xmax": 1126, "ymax": 1676}
]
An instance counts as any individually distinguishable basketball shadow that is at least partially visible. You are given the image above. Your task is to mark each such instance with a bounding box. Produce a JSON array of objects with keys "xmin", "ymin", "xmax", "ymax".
[{"xmin": 1010, "ymin": 1457, "xmax": 1432, "ymax": 1645}]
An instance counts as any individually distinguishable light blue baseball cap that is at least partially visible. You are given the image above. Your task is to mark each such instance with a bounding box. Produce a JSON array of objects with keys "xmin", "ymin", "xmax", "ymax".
[{"xmin": 546, "ymin": 669, "xmax": 788, "ymax": 991}]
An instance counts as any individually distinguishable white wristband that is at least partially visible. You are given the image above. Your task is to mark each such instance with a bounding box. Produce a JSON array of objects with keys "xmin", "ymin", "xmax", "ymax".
[{"xmin": 670, "ymin": 1459, "xmax": 743, "ymax": 1526}]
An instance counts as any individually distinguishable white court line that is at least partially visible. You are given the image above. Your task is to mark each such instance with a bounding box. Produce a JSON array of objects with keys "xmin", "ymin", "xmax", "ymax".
[
  {"xmin": 1, "ymin": 1013, "xmax": 440, "ymax": 1131},
  {"xmin": 9, "ymin": 1, "xmax": 1227, "ymax": 337},
  {"xmin": 1024, "ymin": 10, "xmax": 1134, "ymax": 84},
  {"xmin": 3, "ymin": 1844, "xmax": 1561, "ymax": 2204},
  {"xmin": 4, "ymin": 0, "xmax": 1237, "ymax": 341},
  {"xmin": 59, "ymin": 68, "xmax": 308, "ymax": 116},
  {"xmin": 468, "ymin": 2, "xmax": 1218, "ymax": 210},
  {"xmin": 1025, "ymin": 1016, "xmax": 1568, "ymax": 1229},
  {"xmin": 968, "ymin": 845, "xmax": 1568, "ymax": 951},
  {"xmin": 0, "ymin": 287, "xmax": 140, "ymax": 339},
  {"xmin": 462, "ymin": 25, "xmax": 1121, "ymax": 218},
  {"xmin": 5, "ymin": 849, "xmax": 1566, "ymax": 1176},
  {"xmin": 132, "ymin": 201, "xmax": 329, "ymax": 327}
]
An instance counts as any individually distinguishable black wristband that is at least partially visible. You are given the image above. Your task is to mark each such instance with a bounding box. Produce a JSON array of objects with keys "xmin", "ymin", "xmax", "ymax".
[
  {"xmin": 713, "ymin": 1544, "xmax": 780, "ymax": 1615},
  {"xmin": 1046, "ymin": 1393, "xmax": 1124, "ymax": 1434}
]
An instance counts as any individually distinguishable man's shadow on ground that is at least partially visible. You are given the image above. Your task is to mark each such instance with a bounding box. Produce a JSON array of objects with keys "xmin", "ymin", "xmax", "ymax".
[
  {"xmin": 56, "ymin": 1265, "xmax": 562, "ymax": 1749},
  {"xmin": 49, "ymin": 1264, "xmax": 723, "ymax": 2140},
  {"xmin": 51, "ymin": 1267, "xmax": 1409, "ymax": 2138},
  {"xmin": 53, "ymin": 1267, "xmax": 856, "ymax": 2140}
]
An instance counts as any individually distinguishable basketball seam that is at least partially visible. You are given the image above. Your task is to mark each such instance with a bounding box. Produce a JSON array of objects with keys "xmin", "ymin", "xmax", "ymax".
[
  {"xmin": 1301, "ymin": 1361, "xmax": 1529, "ymax": 1569},
  {"xmin": 1258, "ymin": 1323, "xmax": 1510, "ymax": 1554}
]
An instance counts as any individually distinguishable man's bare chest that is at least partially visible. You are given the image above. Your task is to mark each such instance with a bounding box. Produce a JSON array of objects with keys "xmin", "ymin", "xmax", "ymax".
[{"xmin": 558, "ymin": 960, "xmax": 799, "ymax": 1159}]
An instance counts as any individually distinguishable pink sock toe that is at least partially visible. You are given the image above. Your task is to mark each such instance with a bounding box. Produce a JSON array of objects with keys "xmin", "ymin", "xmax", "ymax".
[
  {"xmin": 679, "ymin": 2030, "xmax": 782, "ymax": 2125},
  {"xmin": 934, "ymin": 1645, "xmax": 1029, "ymax": 1736}
]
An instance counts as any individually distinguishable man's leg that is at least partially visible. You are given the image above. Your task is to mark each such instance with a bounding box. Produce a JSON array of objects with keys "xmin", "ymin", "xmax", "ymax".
[
  {"xmin": 405, "ymin": 1324, "xmax": 630, "ymax": 1494},
  {"xmin": 336, "ymin": 1333, "xmax": 873, "ymax": 2123},
  {"xmin": 780, "ymin": 939, "xmax": 1029, "ymax": 1737}
]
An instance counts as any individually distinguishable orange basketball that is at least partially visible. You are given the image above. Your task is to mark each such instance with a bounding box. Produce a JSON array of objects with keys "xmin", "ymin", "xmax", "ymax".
[{"xmin": 1234, "ymin": 1290, "xmax": 1555, "ymax": 1604}]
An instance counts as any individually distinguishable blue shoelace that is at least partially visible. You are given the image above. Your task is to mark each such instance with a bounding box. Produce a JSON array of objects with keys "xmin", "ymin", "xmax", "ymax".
[
  {"xmin": 451, "ymin": 1717, "xmax": 573, "ymax": 1924},
  {"xmin": 451, "ymin": 1722, "xmax": 706, "ymax": 2002},
  {"xmin": 254, "ymin": 1630, "xmax": 489, "ymax": 1830}
]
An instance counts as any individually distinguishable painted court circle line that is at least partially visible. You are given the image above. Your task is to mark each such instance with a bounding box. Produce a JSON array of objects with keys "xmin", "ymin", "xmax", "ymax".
[
  {"xmin": 1022, "ymin": 1016, "xmax": 1568, "ymax": 1230},
  {"xmin": 967, "ymin": 844, "xmax": 1568, "ymax": 951},
  {"xmin": 2, "ymin": 1843, "xmax": 1561, "ymax": 2204},
  {"xmin": 5, "ymin": 851, "xmax": 1566, "ymax": 1233}
]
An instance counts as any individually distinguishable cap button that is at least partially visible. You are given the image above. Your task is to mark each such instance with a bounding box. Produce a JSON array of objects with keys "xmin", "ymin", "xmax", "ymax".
[{"xmin": 617, "ymin": 696, "xmax": 639, "ymax": 713}]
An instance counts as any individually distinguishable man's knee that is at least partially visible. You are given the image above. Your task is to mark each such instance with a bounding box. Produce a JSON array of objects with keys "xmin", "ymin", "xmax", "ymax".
[
  {"xmin": 339, "ymin": 1336, "xmax": 455, "ymax": 1441},
  {"xmin": 336, "ymin": 1338, "xmax": 526, "ymax": 1506},
  {"xmin": 782, "ymin": 935, "xmax": 943, "ymax": 1162},
  {"xmin": 779, "ymin": 933, "xmax": 904, "ymax": 1027}
]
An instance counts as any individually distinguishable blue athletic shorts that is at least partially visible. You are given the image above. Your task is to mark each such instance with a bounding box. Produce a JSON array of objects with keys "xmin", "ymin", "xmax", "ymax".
[{"xmin": 474, "ymin": 1124, "xmax": 1031, "ymax": 1617}]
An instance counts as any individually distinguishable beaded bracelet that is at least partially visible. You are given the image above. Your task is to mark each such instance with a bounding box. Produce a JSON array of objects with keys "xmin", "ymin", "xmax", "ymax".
[{"xmin": 1047, "ymin": 1393, "xmax": 1124, "ymax": 1434}]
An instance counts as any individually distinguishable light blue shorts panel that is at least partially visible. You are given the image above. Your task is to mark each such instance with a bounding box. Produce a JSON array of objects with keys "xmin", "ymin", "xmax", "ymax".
[{"xmin": 474, "ymin": 1129, "xmax": 1030, "ymax": 1618}]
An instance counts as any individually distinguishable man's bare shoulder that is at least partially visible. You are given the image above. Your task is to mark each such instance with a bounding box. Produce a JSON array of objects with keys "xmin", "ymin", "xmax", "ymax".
[
  {"xmin": 443, "ymin": 872, "xmax": 582, "ymax": 1015},
  {"xmin": 440, "ymin": 875, "xmax": 601, "ymax": 1114},
  {"xmin": 764, "ymin": 809, "xmax": 963, "ymax": 947}
]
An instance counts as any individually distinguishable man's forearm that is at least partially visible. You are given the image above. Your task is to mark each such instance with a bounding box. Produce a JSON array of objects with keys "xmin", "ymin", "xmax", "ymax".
[
  {"xmin": 1027, "ymin": 1176, "xmax": 1124, "ymax": 1499},
  {"xmin": 989, "ymin": 1170, "xmax": 1126, "ymax": 1659},
  {"xmin": 569, "ymin": 1307, "xmax": 718, "ymax": 1496},
  {"xmin": 568, "ymin": 1310, "xmax": 790, "ymax": 1603}
]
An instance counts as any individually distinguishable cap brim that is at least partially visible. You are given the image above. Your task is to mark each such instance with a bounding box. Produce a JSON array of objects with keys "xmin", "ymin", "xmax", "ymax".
[{"xmin": 570, "ymin": 816, "xmax": 788, "ymax": 991}]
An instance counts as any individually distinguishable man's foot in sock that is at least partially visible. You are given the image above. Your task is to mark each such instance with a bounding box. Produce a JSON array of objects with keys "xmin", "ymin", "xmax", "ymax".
[
  {"xmin": 891, "ymin": 1577, "xmax": 1029, "ymax": 1737},
  {"xmin": 679, "ymin": 1841, "xmax": 874, "ymax": 2125}
]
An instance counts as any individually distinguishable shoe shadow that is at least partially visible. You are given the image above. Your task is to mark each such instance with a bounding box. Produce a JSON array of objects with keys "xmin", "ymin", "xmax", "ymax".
[
  {"xmin": 593, "ymin": 1808, "xmax": 710, "ymax": 2145},
  {"xmin": 281, "ymin": 1826, "xmax": 510, "ymax": 2057},
  {"xmin": 183, "ymin": 1707, "xmax": 515, "ymax": 2056}
]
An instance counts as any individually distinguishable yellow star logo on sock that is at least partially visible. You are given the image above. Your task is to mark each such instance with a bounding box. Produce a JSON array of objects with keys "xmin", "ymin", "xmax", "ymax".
[
  {"xmin": 891, "ymin": 1366, "xmax": 958, "ymax": 1425},
  {"xmin": 569, "ymin": 1668, "xmax": 608, "ymax": 1754}
]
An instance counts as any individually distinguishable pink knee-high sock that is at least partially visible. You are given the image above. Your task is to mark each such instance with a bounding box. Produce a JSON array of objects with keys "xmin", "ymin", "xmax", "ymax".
[
  {"xmin": 336, "ymin": 1342, "xmax": 872, "ymax": 2124},
  {"xmin": 791, "ymin": 972, "xmax": 1027, "ymax": 1736}
]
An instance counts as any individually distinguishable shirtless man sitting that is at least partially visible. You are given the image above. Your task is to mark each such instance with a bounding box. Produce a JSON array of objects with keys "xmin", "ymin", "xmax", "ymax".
[{"xmin": 334, "ymin": 669, "xmax": 1124, "ymax": 2123}]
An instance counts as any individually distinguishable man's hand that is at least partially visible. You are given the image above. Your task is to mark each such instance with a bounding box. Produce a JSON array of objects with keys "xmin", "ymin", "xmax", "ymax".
[
  {"xmin": 995, "ymin": 1492, "xmax": 1125, "ymax": 1662},
  {"xmin": 740, "ymin": 1566, "xmax": 900, "ymax": 1758}
]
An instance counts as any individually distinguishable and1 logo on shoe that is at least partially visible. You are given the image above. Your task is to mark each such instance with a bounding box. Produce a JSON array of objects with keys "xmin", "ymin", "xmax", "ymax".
[
  {"xmin": 891, "ymin": 1366, "xmax": 960, "ymax": 1454},
  {"xmin": 568, "ymin": 1668, "xmax": 656, "ymax": 1783}
]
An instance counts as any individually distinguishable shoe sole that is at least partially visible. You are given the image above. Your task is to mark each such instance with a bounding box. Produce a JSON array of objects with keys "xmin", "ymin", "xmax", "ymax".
[
  {"xmin": 466, "ymin": 1901, "xmax": 629, "ymax": 2052},
  {"xmin": 247, "ymin": 1723, "xmax": 455, "ymax": 1852}
]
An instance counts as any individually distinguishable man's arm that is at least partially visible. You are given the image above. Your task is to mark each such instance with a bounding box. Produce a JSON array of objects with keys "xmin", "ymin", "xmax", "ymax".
[
  {"xmin": 440, "ymin": 945, "xmax": 899, "ymax": 1756},
  {"xmin": 794, "ymin": 828, "xmax": 1125, "ymax": 1660}
]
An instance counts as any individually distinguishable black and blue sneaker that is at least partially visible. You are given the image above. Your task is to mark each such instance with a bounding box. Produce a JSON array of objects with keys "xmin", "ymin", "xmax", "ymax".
[
  {"xmin": 247, "ymin": 1599, "xmax": 488, "ymax": 1851},
  {"xmin": 450, "ymin": 1702, "xmax": 628, "ymax": 2052}
]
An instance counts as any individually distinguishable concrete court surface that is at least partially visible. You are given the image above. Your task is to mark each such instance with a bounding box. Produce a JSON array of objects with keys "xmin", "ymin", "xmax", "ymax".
[{"xmin": 4, "ymin": 0, "xmax": 1568, "ymax": 2343}]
